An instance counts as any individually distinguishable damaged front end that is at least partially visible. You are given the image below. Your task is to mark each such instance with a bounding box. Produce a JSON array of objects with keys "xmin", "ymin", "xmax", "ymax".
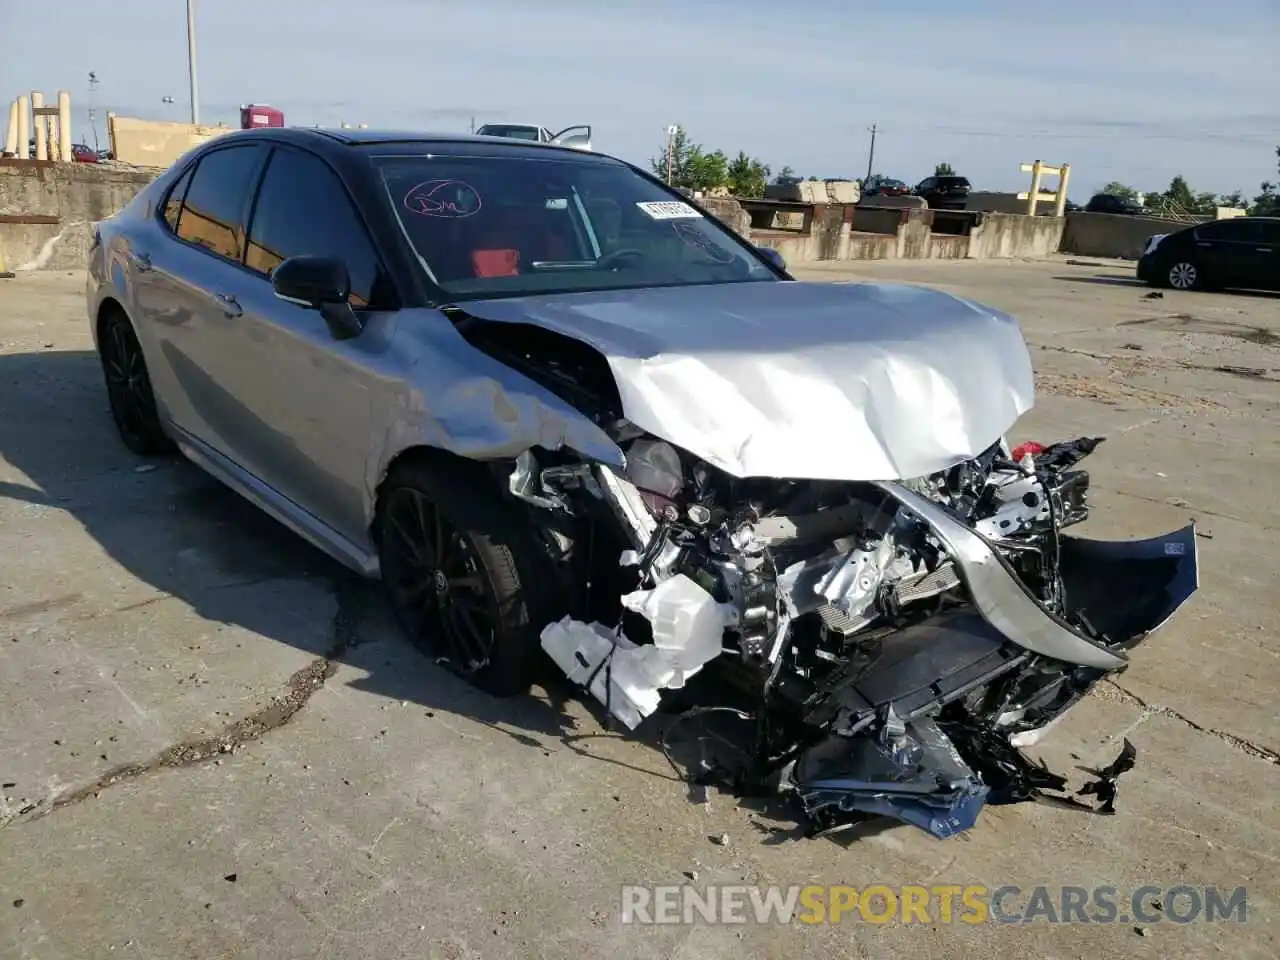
[{"xmin": 513, "ymin": 431, "xmax": 1198, "ymax": 839}]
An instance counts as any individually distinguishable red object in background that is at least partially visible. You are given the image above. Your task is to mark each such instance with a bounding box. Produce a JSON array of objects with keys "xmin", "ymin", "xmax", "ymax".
[
  {"xmin": 240, "ymin": 104, "xmax": 285, "ymax": 130},
  {"xmin": 1011, "ymin": 441, "xmax": 1045, "ymax": 461},
  {"xmin": 471, "ymin": 249, "xmax": 520, "ymax": 277}
]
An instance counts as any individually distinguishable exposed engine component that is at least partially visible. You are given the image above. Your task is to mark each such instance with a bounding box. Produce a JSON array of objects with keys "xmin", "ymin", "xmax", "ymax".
[{"xmin": 510, "ymin": 430, "xmax": 1196, "ymax": 839}]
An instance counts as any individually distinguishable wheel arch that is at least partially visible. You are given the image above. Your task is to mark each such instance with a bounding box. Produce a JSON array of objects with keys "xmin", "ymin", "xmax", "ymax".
[
  {"xmin": 94, "ymin": 295, "xmax": 130, "ymax": 346},
  {"xmin": 369, "ymin": 444, "xmax": 510, "ymax": 544}
]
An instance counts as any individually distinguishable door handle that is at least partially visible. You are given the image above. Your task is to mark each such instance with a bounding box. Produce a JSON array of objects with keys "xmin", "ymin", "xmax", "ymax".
[
  {"xmin": 129, "ymin": 251, "xmax": 152, "ymax": 272},
  {"xmin": 1258, "ymin": 248, "xmax": 1273, "ymax": 253},
  {"xmin": 212, "ymin": 292, "xmax": 243, "ymax": 318}
]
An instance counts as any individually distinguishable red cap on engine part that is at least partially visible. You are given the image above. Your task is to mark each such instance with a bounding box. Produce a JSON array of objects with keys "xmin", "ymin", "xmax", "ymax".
[{"xmin": 1011, "ymin": 441, "xmax": 1045, "ymax": 461}]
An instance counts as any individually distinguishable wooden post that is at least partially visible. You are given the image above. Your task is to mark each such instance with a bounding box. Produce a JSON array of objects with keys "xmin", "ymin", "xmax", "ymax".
[
  {"xmin": 16, "ymin": 95, "xmax": 30, "ymax": 159},
  {"xmin": 1025, "ymin": 161, "xmax": 1043, "ymax": 215},
  {"xmin": 4, "ymin": 100, "xmax": 17, "ymax": 155},
  {"xmin": 57, "ymin": 91, "xmax": 72, "ymax": 162},
  {"xmin": 31, "ymin": 92, "xmax": 47, "ymax": 160},
  {"xmin": 1054, "ymin": 164, "xmax": 1071, "ymax": 217}
]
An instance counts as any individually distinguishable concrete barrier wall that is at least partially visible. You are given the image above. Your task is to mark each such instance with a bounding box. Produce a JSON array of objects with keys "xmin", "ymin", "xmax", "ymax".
[
  {"xmin": 1061, "ymin": 212, "xmax": 1187, "ymax": 260},
  {"xmin": 696, "ymin": 196, "xmax": 752, "ymax": 239},
  {"xmin": 0, "ymin": 160, "xmax": 159, "ymax": 271},
  {"xmin": 1, "ymin": 167, "xmax": 1070, "ymax": 275},
  {"xmin": 108, "ymin": 115, "xmax": 233, "ymax": 168},
  {"xmin": 743, "ymin": 199, "xmax": 1068, "ymax": 266},
  {"xmin": 857, "ymin": 193, "xmax": 926, "ymax": 210},
  {"xmin": 849, "ymin": 206, "xmax": 904, "ymax": 236},
  {"xmin": 968, "ymin": 212, "xmax": 1065, "ymax": 259}
]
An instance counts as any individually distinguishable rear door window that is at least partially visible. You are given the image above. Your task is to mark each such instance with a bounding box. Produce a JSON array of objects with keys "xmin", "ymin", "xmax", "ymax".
[
  {"xmin": 162, "ymin": 166, "xmax": 194, "ymax": 231},
  {"xmin": 175, "ymin": 144, "xmax": 265, "ymax": 262},
  {"xmin": 244, "ymin": 145, "xmax": 388, "ymax": 308}
]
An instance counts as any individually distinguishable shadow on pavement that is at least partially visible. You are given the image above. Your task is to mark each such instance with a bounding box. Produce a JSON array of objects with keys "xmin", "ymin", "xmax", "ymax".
[
  {"xmin": 1054, "ymin": 274, "xmax": 1280, "ymax": 299},
  {"xmin": 0, "ymin": 348, "xmax": 723, "ymax": 797}
]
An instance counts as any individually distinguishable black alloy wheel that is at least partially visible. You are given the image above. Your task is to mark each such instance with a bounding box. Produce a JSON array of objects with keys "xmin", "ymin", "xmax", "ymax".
[
  {"xmin": 98, "ymin": 310, "xmax": 174, "ymax": 455},
  {"xmin": 380, "ymin": 485, "xmax": 499, "ymax": 678}
]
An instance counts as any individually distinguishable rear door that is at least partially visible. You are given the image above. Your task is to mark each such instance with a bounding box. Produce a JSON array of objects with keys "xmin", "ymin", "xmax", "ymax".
[
  {"xmin": 1230, "ymin": 218, "xmax": 1280, "ymax": 290},
  {"xmin": 136, "ymin": 142, "xmax": 267, "ymax": 449},
  {"xmin": 1193, "ymin": 219, "xmax": 1263, "ymax": 288},
  {"xmin": 1258, "ymin": 220, "xmax": 1280, "ymax": 290},
  {"xmin": 230, "ymin": 144, "xmax": 395, "ymax": 540}
]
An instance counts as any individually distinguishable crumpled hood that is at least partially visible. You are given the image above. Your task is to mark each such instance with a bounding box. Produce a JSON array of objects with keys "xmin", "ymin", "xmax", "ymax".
[{"xmin": 455, "ymin": 280, "xmax": 1035, "ymax": 481}]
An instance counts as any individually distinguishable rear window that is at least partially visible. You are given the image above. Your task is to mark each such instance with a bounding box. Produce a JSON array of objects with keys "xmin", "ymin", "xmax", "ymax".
[{"xmin": 937, "ymin": 177, "xmax": 970, "ymax": 188}]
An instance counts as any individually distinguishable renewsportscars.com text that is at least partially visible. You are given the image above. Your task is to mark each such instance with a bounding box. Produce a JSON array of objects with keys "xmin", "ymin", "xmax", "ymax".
[{"xmin": 620, "ymin": 883, "xmax": 1247, "ymax": 926}]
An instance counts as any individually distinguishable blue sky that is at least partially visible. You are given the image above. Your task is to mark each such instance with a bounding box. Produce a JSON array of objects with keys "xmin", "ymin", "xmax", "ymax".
[{"xmin": 3, "ymin": 0, "xmax": 1276, "ymax": 197}]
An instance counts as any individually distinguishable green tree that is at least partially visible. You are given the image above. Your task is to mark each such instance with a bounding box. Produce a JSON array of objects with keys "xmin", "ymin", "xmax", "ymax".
[
  {"xmin": 648, "ymin": 127, "xmax": 729, "ymax": 192},
  {"xmin": 1251, "ymin": 145, "xmax": 1279, "ymax": 214},
  {"xmin": 1099, "ymin": 181, "xmax": 1139, "ymax": 200},
  {"xmin": 774, "ymin": 165, "xmax": 799, "ymax": 185},
  {"xmin": 1145, "ymin": 175, "xmax": 1219, "ymax": 216},
  {"xmin": 934, "ymin": 162, "xmax": 956, "ymax": 176},
  {"xmin": 727, "ymin": 151, "xmax": 771, "ymax": 198},
  {"xmin": 1163, "ymin": 175, "xmax": 1198, "ymax": 212}
]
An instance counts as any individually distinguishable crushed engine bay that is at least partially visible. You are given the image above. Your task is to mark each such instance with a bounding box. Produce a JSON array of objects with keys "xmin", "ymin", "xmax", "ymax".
[{"xmin": 512, "ymin": 430, "xmax": 1198, "ymax": 839}]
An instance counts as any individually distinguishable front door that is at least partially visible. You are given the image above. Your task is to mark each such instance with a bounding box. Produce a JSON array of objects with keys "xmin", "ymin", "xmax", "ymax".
[{"xmin": 219, "ymin": 144, "xmax": 391, "ymax": 542}]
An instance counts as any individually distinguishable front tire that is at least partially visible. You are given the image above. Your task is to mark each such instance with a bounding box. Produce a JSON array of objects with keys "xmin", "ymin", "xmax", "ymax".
[
  {"xmin": 375, "ymin": 457, "xmax": 557, "ymax": 697},
  {"xmin": 1167, "ymin": 260, "xmax": 1201, "ymax": 290},
  {"xmin": 97, "ymin": 308, "xmax": 175, "ymax": 456}
]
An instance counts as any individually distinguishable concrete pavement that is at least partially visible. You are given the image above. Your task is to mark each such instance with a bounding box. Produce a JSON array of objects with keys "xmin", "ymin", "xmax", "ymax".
[{"xmin": 1, "ymin": 258, "xmax": 1276, "ymax": 959}]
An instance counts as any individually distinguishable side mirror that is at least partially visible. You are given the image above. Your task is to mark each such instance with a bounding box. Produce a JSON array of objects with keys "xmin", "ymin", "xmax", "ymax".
[
  {"xmin": 755, "ymin": 246, "xmax": 787, "ymax": 273},
  {"xmin": 271, "ymin": 256, "xmax": 363, "ymax": 340}
]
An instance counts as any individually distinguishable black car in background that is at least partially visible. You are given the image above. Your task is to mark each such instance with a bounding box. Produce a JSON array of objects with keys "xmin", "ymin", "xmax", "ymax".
[
  {"xmin": 1137, "ymin": 216, "xmax": 1280, "ymax": 291},
  {"xmin": 912, "ymin": 175, "xmax": 970, "ymax": 209},
  {"xmin": 1086, "ymin": 193, "xmax": 1144, "ymax": 215}
]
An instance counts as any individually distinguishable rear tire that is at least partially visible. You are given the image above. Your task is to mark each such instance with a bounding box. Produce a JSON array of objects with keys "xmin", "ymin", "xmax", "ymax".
[
  {"xmin": 97, "ymin": 308, "xmax": 175, "ymax": 456},
  {"xmin": 375, "ymin": 457, "xmax": 559, "ymax": 697}
]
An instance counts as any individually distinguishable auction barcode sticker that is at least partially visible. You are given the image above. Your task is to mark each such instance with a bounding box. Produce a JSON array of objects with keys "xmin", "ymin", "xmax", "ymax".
[{"xmin": 636, "ymin": 201, "xmax": 703, "ymax": 220}]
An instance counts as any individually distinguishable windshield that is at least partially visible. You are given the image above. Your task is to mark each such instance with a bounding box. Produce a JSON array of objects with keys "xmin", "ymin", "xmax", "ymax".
[{"xmin": 375, "ymin": 154, "xmax": 777, "ymax": 298}]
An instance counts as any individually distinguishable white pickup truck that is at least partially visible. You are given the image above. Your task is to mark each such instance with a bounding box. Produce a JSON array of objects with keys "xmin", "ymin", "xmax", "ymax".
[{"xmin": 474, "ymin": 123, "xmax": 592, "ymax": 151}]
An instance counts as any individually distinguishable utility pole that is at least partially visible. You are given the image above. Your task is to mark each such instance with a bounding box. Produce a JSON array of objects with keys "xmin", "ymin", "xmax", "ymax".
[
  {"xmin": 87, "ymin": 71, "xmax": 100, "ymax": 151},
  {"xmin": 666, "ymin": 125, "xmax": 678, "ymax": 184},
  {"xmin": 864, "ymin": 122, "xmax": 877, "ymax": 182},
  {"xmin": 470, "ymin": 116, "xmax": 475, "ymax": 134},
  {"xmin": 186, "ymin": 0, "xmax": 200, "ymax": 124}
]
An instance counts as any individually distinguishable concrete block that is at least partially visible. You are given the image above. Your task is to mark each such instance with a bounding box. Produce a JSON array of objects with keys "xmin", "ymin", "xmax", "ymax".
[{"xmin": 825, "ymin": 180, "xmax": 860, "ymax": 204}]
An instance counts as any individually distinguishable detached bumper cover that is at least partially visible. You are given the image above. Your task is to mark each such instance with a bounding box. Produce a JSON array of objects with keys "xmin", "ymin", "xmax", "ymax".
[{"xmin": 790, "ymin": 518, "xmax": 1198, "ymax": 838}]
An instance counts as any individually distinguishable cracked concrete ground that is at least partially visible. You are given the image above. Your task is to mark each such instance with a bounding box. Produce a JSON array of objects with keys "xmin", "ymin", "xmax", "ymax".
[{"xmin": 0, "ymin": 258, "xmax": 1276, "ymax": 959}]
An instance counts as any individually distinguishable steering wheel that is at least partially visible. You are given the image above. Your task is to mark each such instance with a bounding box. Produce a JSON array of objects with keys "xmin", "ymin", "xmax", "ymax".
[{"xmin": 596, "ymin": 248, "xmax": 647, "ymax": 271}]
